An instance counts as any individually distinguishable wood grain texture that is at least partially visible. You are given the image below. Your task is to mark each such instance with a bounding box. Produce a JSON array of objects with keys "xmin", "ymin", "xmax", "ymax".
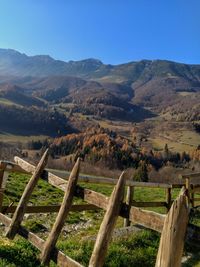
[
  {"xmin": 89, "ymin": 172, "xmax": 126, "ymax": 267},
  {"xmin": 2, "ymin": 204, "xmax": 100, "ymax": 214},
  {"xmin": 124, "ymin": 185, "xmax": 134, "ymax": 227},
  {"xmin": 129, "ymin": 206, "xmax": 165, "ymax": 233},
  {"xmin": 40, "ymin": 158, "xmax": 80, "ymax": 266},
  {"xmin": 155, "ymin": 188, "xmax": 189, "ymax": 267}
]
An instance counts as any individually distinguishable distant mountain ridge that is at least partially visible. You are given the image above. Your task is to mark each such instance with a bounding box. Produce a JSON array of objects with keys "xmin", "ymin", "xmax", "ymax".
[
  {"xmin": 0, "ymin": 48, "xmax": 200, "ymax": 124},
  {"xmin": 0, "ymin": 48, "xmax": 200, "ymax": 82},
  {"xmin": 0, "ymin": 48, "xmax": 107, "ymax": 77}
]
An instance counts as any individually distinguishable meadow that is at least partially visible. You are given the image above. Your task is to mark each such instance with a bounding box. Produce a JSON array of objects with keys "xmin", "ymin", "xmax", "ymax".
[{"xmin": 0, "ymin": 172, "xmax": 200, "ymax": 266}]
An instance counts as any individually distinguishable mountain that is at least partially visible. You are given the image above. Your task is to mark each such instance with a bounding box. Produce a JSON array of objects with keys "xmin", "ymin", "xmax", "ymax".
[
  {"xmin": 0, "ymin": 83, "xmax": 45, "ymax": 107},
  {"xmin": 0, "ymin": 75, "xmax": 152, "ymax": 121},
  {"xmin": 0, "ymin": 48, "xmax": 109, "ymax": 77},
  {"xmin": 0, "ymin": 49, "xmax": 200, "ymax": 82},
  {"xmin": 0, "ymin": 48, "xmax": 200, "ymax": 120}
]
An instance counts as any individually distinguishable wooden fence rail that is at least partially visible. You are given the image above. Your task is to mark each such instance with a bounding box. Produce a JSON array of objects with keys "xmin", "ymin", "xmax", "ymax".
[{"xmin": 1, "ymin": 204, "xmax": 100, "ymax": 214}]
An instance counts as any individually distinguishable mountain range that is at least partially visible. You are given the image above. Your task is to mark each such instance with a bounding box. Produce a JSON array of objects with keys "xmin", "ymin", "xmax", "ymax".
[
  {"xmin": 0, "ymin": 48, "xmax": 200, "ymax": 135},
  {"xmin": 1, "ymin": 48, "xmax": 200, "ymax": 82}
]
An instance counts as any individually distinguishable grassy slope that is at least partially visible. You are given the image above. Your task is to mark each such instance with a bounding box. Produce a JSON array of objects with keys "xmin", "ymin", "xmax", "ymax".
[
  {"xmin": 0, "ymin": 172, "xmax": 199, "ymax": 266},
  {"xmin": 0, "ymin": 98, "xmax": 18, "ymax": 106},
  {"xmin": 0, "ymin": 134, "xmax": 49, "ymax": 143},
  {"xmin": 150, "ymin": 129, "xmax": 200, "ymax": 153}
]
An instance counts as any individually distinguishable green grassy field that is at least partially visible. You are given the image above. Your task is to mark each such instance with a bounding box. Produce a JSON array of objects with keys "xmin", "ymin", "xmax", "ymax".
[
  {"xmin": 149, "ymin": 129, "xmax": 200, "ymax": 153},
  {"xmin": 0, "ymin": 172, "xmax": 199, "ymax": 266}
]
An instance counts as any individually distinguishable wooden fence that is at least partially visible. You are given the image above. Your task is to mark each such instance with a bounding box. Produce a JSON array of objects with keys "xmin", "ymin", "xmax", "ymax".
[{"xmin": 0, "ymin": 153, "xmax": 200, "ymax": 267}]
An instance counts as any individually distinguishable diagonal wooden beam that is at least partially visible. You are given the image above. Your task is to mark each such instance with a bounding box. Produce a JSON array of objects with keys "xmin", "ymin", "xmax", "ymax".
[
  {"xmin": 40, "ymin": 158, "xmax": 80, "ymax": 266},
  {"xmin": 6, "ymin": 149, "xmax": 49, "ymax": 239},
  {"xmin": 89, "ymin": 172, "xmax": 126, "ymax": 267},
  {"xmin": 14, "ymin": 156, "xmax": 67, "ymax": 191}
]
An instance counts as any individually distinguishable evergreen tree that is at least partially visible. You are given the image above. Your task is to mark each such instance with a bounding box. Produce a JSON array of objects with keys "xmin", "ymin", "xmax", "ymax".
[{"xmin": 133, "ymin": 161, "xmax": 148, "ymax": 182}]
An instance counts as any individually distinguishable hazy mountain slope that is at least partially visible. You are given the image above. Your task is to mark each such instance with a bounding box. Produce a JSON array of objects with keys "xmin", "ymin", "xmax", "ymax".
[
  {"xmin": 0, "ymin": 84, "xmax": 45, "ymax": 107},
  {"xmin": 17, "ymin": 75, "xmax": 150, "ymax": 121},
  {"xmin": 0, "ymin": 48, "xmax": 110, "ymax": 77},
  {"xmin": 0, "ymin": 74, "xmax": 152, "ymax": 122},
  {"xmin": 1, "ymin": 49, "xmax": 200, "ymax": 82},
  {"xmin": 132, "ymin": 76, "xmax": 200, "ymax": 108},
  {"xmin": 0, "ymin": 48, "xmax": 200, "ymax": 118}
]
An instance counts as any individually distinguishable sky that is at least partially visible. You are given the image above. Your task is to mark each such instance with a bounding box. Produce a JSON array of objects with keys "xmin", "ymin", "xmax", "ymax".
[{"xmin": 0, "ymin": 0, "xmax": 200, "ymax": 65}]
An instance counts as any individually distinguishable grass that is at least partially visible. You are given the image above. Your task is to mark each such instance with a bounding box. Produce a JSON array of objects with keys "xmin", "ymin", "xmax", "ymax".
[
  {"xmin": 56, "ymin": 230, "xmax": 160, "ymax": 267},
  {"xmin": 179, "ymin": 130, "xmax": 200, "ymax": 148},
  {"xmin": 0, "ymin": 172, "xmax": 199, "ymax": 266},
  {"xmin": 178, "ymin": 92, "xmax": 195, "ymax": 97},
  {"xmin": 0, "ymin": 98, "xmax": 17, "ymax": 106},
  {"xmin": 0, "ymin": 133, "xmax": 49, "ymax": 143},
  {"xmin": 0, "ymin": 230, "xmax": 160, "ymax": 267},
  {"xmin": 149, "ymin": 133, "xmax": 198, "ymax": 153},
  {"xmin": 0, "ymin": 238, "xmax": 40, "ymax": 267}
]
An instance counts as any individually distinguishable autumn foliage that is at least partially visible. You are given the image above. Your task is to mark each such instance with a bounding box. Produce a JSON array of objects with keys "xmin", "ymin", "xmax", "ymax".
[{"xmin": 51, "ymin": 127, "xmax": 139, "ymax": 169}]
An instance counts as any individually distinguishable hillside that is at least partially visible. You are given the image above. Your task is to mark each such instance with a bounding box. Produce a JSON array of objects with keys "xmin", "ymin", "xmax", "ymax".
[
  {"xmin": 0, "ymin": 49, "xmax": 200, "ymax": 114},
  {"xmin": 51, "ymin": 127, "xmax": 138, "ymax": 169},
  {"xmin": 0, "ymin": 83, "xmax": 45, "ymax": 107},
  {"xmin": 0, "ymin": 104, "xmax": 73, "ymax": 136},
  {"xmin": 0, "ymin": 75, "xmax": 153, "ymax": 122}
]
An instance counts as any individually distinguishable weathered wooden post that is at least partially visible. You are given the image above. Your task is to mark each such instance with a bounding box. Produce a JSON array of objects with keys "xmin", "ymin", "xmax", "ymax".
[
  {"xmin": 89, "ymin": 171, "xmax": 126, "ymax": 267},
  {"xmin": 40, "ymin": 158, "xmax": 80, "ymax": 266},
  {"xmin": 155, "ymin": 187, "xmax": 189, "ymax": 267},
  {"xmin": 124, "ymin": 185, "xmax": 134, "ymax": 227},
  {"xmin": 6, "ymin": 149, "xmax": 49, "ymax": 239}
]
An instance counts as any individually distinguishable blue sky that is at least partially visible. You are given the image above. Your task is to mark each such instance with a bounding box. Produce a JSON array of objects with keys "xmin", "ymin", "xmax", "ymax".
[{"xmin": 0, "ymin": 0, "xmax": 199, "ymax": 64}]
